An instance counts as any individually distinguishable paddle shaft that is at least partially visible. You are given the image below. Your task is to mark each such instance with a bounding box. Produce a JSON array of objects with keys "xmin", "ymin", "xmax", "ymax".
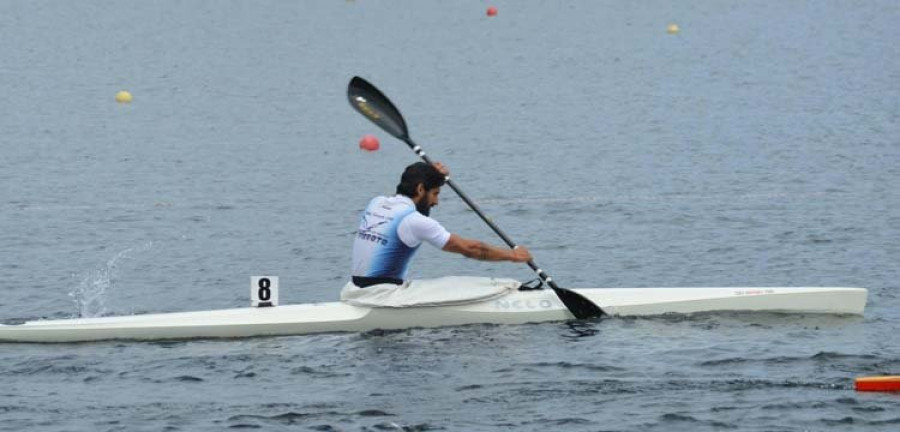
[{"xmin": 402, "ymin": 137, "xmax": 560, "ymax": 290}]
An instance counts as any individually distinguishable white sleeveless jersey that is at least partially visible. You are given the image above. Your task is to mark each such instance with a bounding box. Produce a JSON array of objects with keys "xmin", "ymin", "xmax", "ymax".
[{"xmin": 351, "ymin": 195, "xmax": 451, "ymax": 280}]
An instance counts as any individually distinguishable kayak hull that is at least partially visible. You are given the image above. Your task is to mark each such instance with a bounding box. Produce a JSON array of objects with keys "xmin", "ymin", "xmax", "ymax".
[{"xmin": 0, "ymin": 287, "xmax": 867, "ymax": 343}]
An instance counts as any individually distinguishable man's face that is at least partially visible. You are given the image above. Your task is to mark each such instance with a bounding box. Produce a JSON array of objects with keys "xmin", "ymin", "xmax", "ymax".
[{"xmin": 414, "ymin": 185, "xmax": 441, "ymax": 216}]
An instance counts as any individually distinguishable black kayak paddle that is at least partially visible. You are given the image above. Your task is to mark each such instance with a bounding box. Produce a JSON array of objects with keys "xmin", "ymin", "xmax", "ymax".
[{"xmin": 346, "ymin": 76, "xmax": 605, "ymax": 320}]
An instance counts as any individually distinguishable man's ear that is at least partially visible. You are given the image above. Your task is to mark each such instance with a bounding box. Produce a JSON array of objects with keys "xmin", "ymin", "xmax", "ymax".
[{"xmin": 413, "ymin": 183, "xmax": 426, "ymax": 200}]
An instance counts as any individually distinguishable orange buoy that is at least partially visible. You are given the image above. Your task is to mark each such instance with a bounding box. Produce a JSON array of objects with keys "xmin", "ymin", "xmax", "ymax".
[
  {"xmin": 359, "ymin": 134, "xmax": 380, "ymax": 151},
  {"xmin": 486, "ymin": 6, "xmax": 498, "ymax": 17},
  {"xmin": 855, "ymin": 376, "xmax": 900, "ymax": 392}
]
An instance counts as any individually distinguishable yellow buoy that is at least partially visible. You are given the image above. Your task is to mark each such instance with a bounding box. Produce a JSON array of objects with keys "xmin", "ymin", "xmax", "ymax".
[
  {"xmin": 115, "ymin": 90, "xmax": 133, "ymax": 104},
  {"xmin": 667, "ymin": 23, "xmax": 680, "ymax": 34}
]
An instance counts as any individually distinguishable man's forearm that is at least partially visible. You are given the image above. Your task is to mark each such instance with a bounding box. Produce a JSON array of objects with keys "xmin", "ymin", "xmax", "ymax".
[
  {"xmin": 466, "ymin": 242, "xmax": 514, "ymax": 262},
  {"xmin": 443, "ymin": 234, "xmax": 531, "ymax": 263}
]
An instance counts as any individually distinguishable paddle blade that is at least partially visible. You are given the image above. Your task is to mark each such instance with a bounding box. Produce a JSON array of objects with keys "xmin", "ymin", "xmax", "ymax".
[
  {"xmin": 553, "ymin": 287, "xmax": 606, "ymax": 319},
  {"xmin": 348, "ymin": 76, "xmax": 409, "ymax": 140}
]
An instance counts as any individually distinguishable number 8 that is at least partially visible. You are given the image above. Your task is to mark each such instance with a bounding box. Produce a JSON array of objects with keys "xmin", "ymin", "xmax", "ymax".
[{"xmin": 258, "ymin": 278, "xmax": 271, "ymax": 301}]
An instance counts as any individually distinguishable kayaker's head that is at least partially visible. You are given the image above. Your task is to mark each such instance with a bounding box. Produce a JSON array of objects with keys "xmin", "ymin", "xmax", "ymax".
[{"xmin": 397, "ymin": 162, "xmax": 445, "ymax": 216}]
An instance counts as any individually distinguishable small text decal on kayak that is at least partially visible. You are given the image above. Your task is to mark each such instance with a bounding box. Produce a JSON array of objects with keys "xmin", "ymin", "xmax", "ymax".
[
  {"xmin": 733, "ymin": 289, "xmax": 776, "ymax": 296},
  {"xmin": 493, "ymin": 298, "xmax": 556, "ymax": 310}
]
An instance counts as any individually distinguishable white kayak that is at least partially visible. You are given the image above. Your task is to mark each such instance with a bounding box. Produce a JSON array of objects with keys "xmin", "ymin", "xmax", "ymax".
[{"xmin": 0, "ymin": 286, "xmax": 867, "ymax": 343}]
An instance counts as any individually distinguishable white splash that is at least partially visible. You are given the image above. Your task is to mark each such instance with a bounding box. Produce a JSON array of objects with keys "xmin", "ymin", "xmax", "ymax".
[{"xmin": 70, "ymin": 241, "xmax": 153, "ymax": 318}]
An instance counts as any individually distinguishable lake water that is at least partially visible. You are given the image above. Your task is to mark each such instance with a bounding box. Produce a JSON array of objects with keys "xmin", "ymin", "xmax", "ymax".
[{"xmin": 1, "ymin": 1, "xmax": 899, "ymax": 430}]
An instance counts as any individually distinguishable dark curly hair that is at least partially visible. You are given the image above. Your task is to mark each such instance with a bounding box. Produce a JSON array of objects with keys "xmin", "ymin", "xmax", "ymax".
[{"xmin": 396, "ymin": 162, "xmax": 446, "ymax": 198}]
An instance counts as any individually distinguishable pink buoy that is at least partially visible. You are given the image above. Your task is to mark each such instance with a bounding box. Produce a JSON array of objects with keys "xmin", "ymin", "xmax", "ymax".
[
  {"xmin": 486, "ymin": 6, "xmax": 498, "ymax": 17},
  {"xmin": 359, "ymin": 134, "xmax": 380, "ymax": 151}
]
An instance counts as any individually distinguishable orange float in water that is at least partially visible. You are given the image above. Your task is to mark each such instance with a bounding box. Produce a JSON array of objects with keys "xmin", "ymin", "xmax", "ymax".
[
  {"xmin": 359, "ymin": 134, "xmax": 380, "ymax": 151},
  {"xmin": 855, "ymin": 376, "xmax": 900, "ymax": 392},
  {"xmin": 486, "ymin": 6, "xmax": 497, "ymax": 17}
]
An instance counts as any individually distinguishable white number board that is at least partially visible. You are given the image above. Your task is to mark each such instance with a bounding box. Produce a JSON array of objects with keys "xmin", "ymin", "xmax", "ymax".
[{"xmin": 251, "ymin": 276, "xmax": 279, "ymax": 307}]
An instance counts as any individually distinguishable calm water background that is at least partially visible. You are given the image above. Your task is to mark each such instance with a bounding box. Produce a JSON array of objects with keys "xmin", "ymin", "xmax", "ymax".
[{"xmin": 2, "ymin": 1, "xmax": 899, "ymax": 430}]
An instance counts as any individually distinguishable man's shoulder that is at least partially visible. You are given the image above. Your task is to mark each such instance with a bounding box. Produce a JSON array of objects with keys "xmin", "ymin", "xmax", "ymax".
[
  {"xmin": 403, "ymin": 211, "xmax": 445, "ymax": 230},
  {"xmin": 400, "ymin": 211, "xmax": 451, "ymax": 247},
  {"xmin": 372, "ymin": 195, "xmax": 416, "ymax": 207},
  {"xmin": 366, "ymin": 195, "xmax": 406, "ymax": 211}
]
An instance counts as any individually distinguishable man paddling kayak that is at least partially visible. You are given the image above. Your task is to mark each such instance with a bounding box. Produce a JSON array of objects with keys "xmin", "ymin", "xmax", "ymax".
[{"xmin": 350, "ymin": 162, "xmax": 532, "ymax": 289}]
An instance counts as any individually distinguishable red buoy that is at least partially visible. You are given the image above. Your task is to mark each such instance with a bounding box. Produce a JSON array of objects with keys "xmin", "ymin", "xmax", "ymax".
[
  {"xmin": 359, "ymin": 134, "xmax": 380, "ymax": 151},
  {"xmin": 486, "ymin": 6, "xmax": 498, "ymax": 17},
  {"xmin": 855, "ymin": 376, "xmax": 900, "ymax": 392}
]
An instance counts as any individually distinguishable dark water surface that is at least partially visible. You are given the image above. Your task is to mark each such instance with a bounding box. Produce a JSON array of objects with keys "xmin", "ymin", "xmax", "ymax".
[{"xmin": 2, "ymin": 1, "xmax": 899, "ymax": 430}]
